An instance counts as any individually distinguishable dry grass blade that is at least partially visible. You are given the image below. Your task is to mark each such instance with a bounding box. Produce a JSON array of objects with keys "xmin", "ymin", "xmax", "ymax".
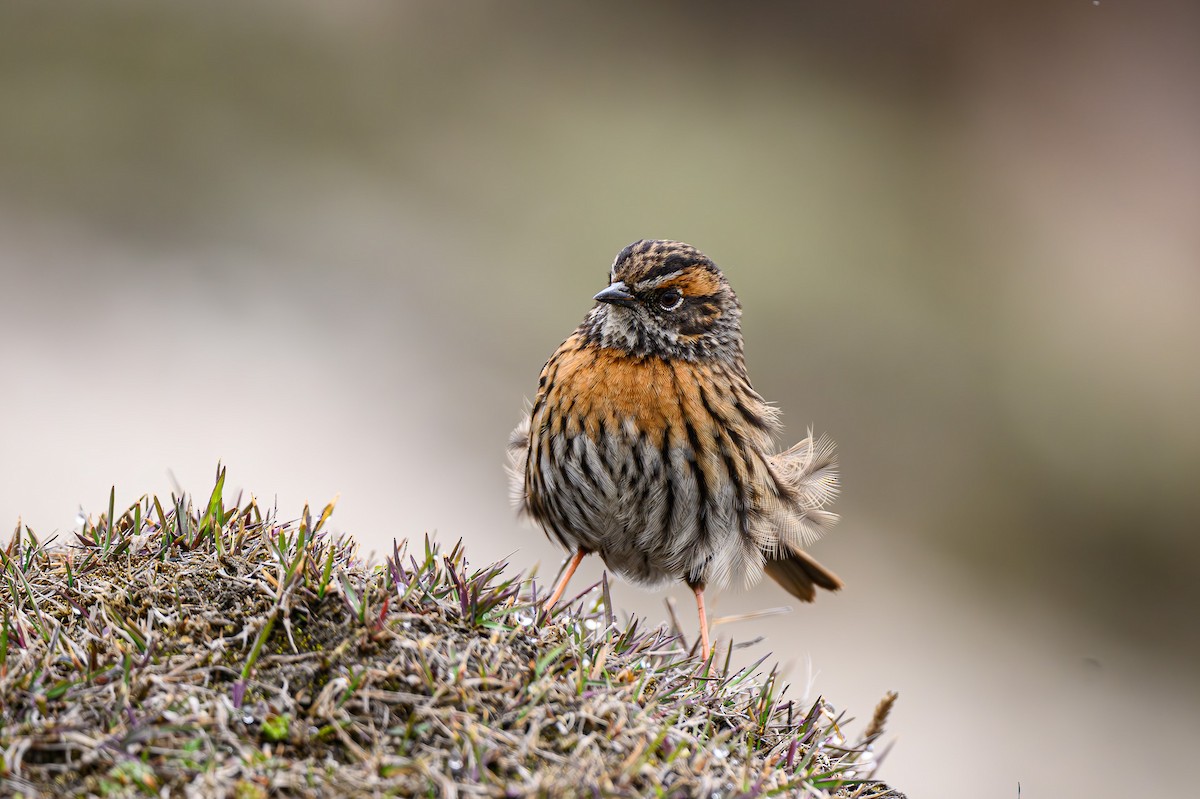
[{"xmin": 863, "ymin": 690, "xmax": 899, "ymax": 743}]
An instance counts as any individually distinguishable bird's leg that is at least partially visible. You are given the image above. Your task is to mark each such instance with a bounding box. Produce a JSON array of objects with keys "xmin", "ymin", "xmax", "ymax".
[
  {"xmin": 543, "ymin": 549, "xmax": 587, "ymax": 612},
  {"xmin": 688, "ymin": 579, "xmax": 711, "ymax": 659}
]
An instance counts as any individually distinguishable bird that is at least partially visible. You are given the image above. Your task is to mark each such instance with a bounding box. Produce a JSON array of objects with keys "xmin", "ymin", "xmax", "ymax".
[{"xmin": 508, "ymin": 239, "xmax": 841, "ymax": 658}]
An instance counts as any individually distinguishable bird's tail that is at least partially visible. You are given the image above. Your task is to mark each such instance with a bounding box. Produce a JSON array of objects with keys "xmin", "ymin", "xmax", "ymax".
[{"xmin": 763, "ymin": 546, "xmax": 844, "ymax": 602}]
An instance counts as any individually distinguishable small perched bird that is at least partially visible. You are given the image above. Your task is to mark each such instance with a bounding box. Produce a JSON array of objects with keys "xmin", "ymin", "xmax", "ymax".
[{"xmin": 508, "ymin": 240, "xmax": 841, "ymax": 658}]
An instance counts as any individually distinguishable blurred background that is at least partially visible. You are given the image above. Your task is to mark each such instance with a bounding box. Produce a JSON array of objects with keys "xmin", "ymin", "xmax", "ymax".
[{"xmin": 2, "ymin": 1, "xmax": 1197, "ymax": 795}]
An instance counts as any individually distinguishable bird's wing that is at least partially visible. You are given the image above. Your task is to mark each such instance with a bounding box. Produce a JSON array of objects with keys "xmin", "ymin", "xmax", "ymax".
[
  {"xmin": 506, "ymin": 415, "xmax": 531, "ymax": 514},
  {"xmin": 756, "ymin": 430, "xmax": 839, "ymax": 552}
]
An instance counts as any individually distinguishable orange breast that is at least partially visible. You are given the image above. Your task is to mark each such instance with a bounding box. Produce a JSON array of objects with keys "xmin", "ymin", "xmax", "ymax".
[
  {"xmin": 531, "ymin": 334, "xmax": 774, "ymax": 479},
  {"xmin": 541, "ymin": 340, "xmax": 678, "ymax": 443}
]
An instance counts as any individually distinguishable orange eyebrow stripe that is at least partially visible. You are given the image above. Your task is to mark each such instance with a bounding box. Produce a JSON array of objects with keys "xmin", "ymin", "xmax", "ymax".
[{"xmin": 656, "ymin": 272, "xmax": 722, "ymax": 297}]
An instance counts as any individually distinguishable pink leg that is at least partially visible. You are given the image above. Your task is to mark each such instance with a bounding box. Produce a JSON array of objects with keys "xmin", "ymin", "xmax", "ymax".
[
  {"xmin": 691, "ymin": 581, "xmax": 711, "ymax": 659},
  {"xmin": 544, "ymin": 549, "xmax": 587, "ymax": 610}
]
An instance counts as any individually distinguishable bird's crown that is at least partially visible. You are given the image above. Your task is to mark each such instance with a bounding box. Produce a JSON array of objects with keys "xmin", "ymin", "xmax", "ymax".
[{"xmin": 610, "ymin": 240, "xmax": 721, "ymax": 288}]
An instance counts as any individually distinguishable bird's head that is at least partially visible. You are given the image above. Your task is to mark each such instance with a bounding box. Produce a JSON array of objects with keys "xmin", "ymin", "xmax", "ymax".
[{"xmin": 586, "ymin": 240, "xmax": 743, "ymax": 361}]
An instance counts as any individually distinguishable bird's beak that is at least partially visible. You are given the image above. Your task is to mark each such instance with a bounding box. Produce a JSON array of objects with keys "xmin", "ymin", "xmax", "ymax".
[{"xmin": 594, "ymin": 281, "xmax": 637, "ymax": 307}]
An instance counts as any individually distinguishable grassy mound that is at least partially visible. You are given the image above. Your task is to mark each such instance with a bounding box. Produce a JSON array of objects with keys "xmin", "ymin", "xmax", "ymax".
[{"xmin": 0, "ymin": 469, "xmax": 902, "ymax": 798}]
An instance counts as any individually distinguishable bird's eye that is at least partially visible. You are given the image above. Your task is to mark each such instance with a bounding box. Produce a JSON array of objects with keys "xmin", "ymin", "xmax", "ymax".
[{"xmin": 657, "ymin": 288, "xmax": 683, "ymax": 311}]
